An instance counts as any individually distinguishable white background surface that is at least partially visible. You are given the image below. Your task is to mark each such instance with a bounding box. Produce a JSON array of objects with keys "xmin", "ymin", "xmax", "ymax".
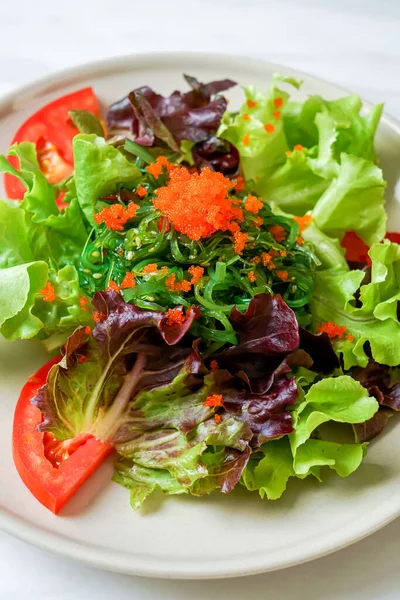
[{"xmin": 1, "ymin": 0, "xmax": 400, "ymax": 597}]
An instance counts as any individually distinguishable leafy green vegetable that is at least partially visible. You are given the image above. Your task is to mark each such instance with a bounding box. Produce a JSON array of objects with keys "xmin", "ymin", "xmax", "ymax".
[
  {"xmin": 69, "ymin": 110, "xmax": 105, "ymax": 137},
  {"xmin": 73, "ymin": 134, "xmax": 141, "ymax": 223},
  {"xmin": 311, "ymin": 240, "xmax": 400, "ymax": 368}
]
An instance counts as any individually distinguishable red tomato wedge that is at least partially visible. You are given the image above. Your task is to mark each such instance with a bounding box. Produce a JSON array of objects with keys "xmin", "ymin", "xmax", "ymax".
[
  {"xmin": 12, "ymin": 357, "xmax": 113, "ymax": 514},
  {"xmin": 341, "ymin": 231, "xmax": 400, "ymax": 266},
  {"xmin": 4, "ymin": 87, "xmax": 100, "ymax": 201}
]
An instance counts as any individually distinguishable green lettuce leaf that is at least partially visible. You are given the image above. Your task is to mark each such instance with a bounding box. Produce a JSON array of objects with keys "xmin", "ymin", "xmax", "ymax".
[
  {"xmin": 73, "ymin": 134, "xmax": 141, "ymax": 224},
  {"xmin": 310, "ymin": 240, "xmax": 400, "ymax": 367}
]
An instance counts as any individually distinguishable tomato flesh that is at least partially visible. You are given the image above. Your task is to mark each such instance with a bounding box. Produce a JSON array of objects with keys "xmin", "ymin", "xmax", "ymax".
[
  {"xmin": 12, "ymin": 357, "xmax": 113, "ymax": 514},
  {"xmin": 4, "ymin": 87, "xmax": 100, "ymax": 201}
]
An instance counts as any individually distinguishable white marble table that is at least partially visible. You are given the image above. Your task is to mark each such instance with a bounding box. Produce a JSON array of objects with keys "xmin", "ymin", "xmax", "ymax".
[{"xmin": 1, "ymin": 0, "xmax": 400, "ymax": 597}]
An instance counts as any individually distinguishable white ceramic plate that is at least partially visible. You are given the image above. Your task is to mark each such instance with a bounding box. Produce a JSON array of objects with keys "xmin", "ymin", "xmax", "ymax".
[{"xmin": 1, "ymin": 53, "xmax": 400, "ymax": 580}]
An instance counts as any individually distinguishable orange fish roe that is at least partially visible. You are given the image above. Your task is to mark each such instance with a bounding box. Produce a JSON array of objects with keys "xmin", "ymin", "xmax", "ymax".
[
  {"xmin": 146, "ymin": 156, "xmax": 174, "ymax": 179},
  {"xmin": 210, "ymin": 360, "xmax": 219, "ymax": 372},
  {"xmin": 136, "ymin": 185, "xmax": 147, "ymax": 198},
  {"xmin": 269, "ymin": 248, "xmax": 278, "ymax": 258},
  {"xmin": 274, "ymin": 97, "xmax": 283, "ymax": 109},
  {"xmin": 273, "ymin": 110, "xmax": 281, "ymax": 120},
  {"xmin": 285, "ymin": 150, "xmax": 292, "ymax": 157},
  {"xmin": 165, "ymin": 307, "xmax": 188, "ymax": 327},
  {"xmin": 269, "ymin": 224, "xmax": 286, "ymax": 242},
  {"xmin": 244, "ymin": 194, "xmax": 263, "ymax": 214},
  {"xmin": 276, "ymin": 270, "xmax": 289, "ymax": 282},
  {"xmin": 203, "ymin": 394, "xmax": 224, "ymax": 408},
  {"xmin": 79, "ymin": 297, "xmax": 89, "ymax": 311},
  {"xmin": 188, "ymin": 265, "xmax": 204, "ymax": 285},
  {"xmin": 142, "ymin": 263, "xmax": 158, "ymax": 274},
  {"xmin": 165, "ymin": 274, "xmax": 191, "ymax": 293},
  {"xmin": 242, "ymin": 132, "xmax": 251, "ymax": 146},
  {"xmin": 264, "ymin": 123, "xmax": 275, "ymax": 134},
  {"xmin": 253, "ymin": 216, "xmax": 264, "ymax": 228},
  {"xmin": 242, "ymin": 113, "xmax": 251, "ymax": 122},
  {"xmin": 246, "ymin": 99, "xmax": 258, "ymax": 108},
  {"xmin": 294, "ymin": 215, "xmax": 313, "ymax": 233},
  {"xmin": 106, "ymin": 280, "xmax": 120, "ymax": 293},
  {"xmin": 233, "ymin": 176, "xmax": 246, "ymax": 192},
  {"xmin": 251, "ymin": 256, "xmax": 261, "ymax": 264},
  {"xmin": 261, "ymin": 252, "xmax": 272, "ymax": 266},
  {"xmin": 248, "ymin": 271, "xmax": 257, "ymax": 282},
  {"xmin": 214, "ymin": 414, "xmax": 222, "ymax": 424},
  {"xmin": 280, "ymin": 250, "xmax": 287, "ymax": 257},
  {"xmin": 267, "ymin": 262, "xmax": 275, "ymax": 270},
  {"xmin": 317, "ymin": 322, "xmax": 347, "ymax": 339},
  {"xmin": 94, "ymin": 202, "xmax": 139, "ymax": 231},
  {"xmin": 233, "ymin": 231, "xmax": 249, "ymax": 255},
  {"xmin": 296, "ymin": 236, "xmax": 304, "ymax": 245},
  {"xmin": 346, "ymin": 333, "xmax": 354, "ymax": 343},
  {"xmin": 153, "ymin": 166, "xmax": 244, "ymax": 241},
  {"xmin": 84, "ymin": 326, "xmax": 92, "ymax": 335},
  {"xmin": 160, "ymin": 266, "xmax": 169, "ymax": 276},
  {"xmin": 41, "ymin": 282, "xmax": 56, "ymax": 302},
  {"xmin": 93, "ymin": 311, "xmax": 107, "ymax": 323},
  {"xmin": 294, "ymin": 144, "xmax": 304, "ymax": 151},
  {"xmin": 120, "ymin": 272, "xmax": 136, "ymax": 289}
]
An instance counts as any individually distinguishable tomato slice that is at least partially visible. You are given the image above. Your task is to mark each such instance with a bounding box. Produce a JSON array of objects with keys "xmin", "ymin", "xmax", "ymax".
[
  {"xmin": 341, "ymin": 231, "xmax": 371, "ymax": 265},
  {"xmin": 386, "ymin": 232, "xmax": 400, "ymax": 244},
  {"xmin": 4, "ymin": 87, "xmax": 100, "ymax": 201},
  {"xmin": 12, "ymin": 357, "xmax": 113, "ymax": 514}
]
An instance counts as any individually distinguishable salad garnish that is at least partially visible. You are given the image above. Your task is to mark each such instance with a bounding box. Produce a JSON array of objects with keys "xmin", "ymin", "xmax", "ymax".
[{"xmin": 2, "ymin": 73, "xmax": 399, "ymax": 513}]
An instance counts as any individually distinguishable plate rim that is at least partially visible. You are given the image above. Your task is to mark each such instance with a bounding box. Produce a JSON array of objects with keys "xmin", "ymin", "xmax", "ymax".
[{"xmin": 1, "ymin": 50, "xmax": 400, "ymax": 579}]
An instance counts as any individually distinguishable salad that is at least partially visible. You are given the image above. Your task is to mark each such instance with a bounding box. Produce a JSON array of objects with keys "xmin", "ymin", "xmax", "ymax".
[{"xmin": 1, "ymin": 73, "xmax": 399, "ymax": 514}]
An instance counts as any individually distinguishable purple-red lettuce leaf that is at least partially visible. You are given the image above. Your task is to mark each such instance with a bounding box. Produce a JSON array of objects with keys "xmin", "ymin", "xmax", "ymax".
[
  {"xmin": 106, "ymin": 74, "xmax": 236, "ymax": 147},
  {"xmin": 32, "ymin": 291, "xmax": 197, "ymax": 442},
  {"xmin": 192, "ymin": 136, "xmax": 240, "ymax": 177}
]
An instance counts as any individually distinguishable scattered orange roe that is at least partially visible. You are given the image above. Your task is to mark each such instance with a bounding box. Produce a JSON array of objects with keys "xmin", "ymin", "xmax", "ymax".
[
  {"xmin": 296, "ymin": 236, "xmax": 304, "ymax": 245},
  {"xmin": 160, "ymin": 266, "xmax": 169, "ymax": 276},
  {"xmin": 188, "ymin": 265, "xmax": 204, "ymax": 285},
  {"xmin": 79, "ymin": 297, "xmax": 89, "ymax": 311},
  {"xmin": 264, "ymin": 123, "xmax": 275, "ymax": 133},
  {"xmin": 93, "ymin": 311, "xmax": 107, "ymax": 323},
  {"xmin": 120, "ymin": 273, "xmax": 136, "ymax": 289},
  {"xmin": 94, "ymin": 202, "xmax": 139, "ymax": 231},
  {"xmin": 142, "ymin": 263, "xmax": 158, "ymax": 274},
  {"xmin": 242, "ymin": 113, "xmax": 251, "ymax": 122},
  {"xmin": 233, "ymin": 176, "xmax": 246, "ymax": 192},
  {"xmin": 245, "ymin": 194, "xmax": 263, "ymax": 214},
  {"xmin": 214, "ymin": 414, "xmax": 222, "ymax": 424},
  {"xmin": 274, "ymin": 97, "xmax": 283, "ymax": 109},
  {"xmin": 146, "ymin": 156, "xmax": 174, "ymax": 179},
  {"xmin": 269, "ymin": 249, "xmax": 279, "ymax": 258},
  {"xmin": 285, "ymin": 150, "xmax": 292, "ymax": 157},
  {"xmin": 317, "ymin": 322, "xmax": 347, "ymax": 339},
  {"xmin": 136, "ymin": 185, "xmax": 147, "ymax": 198},
  {"xmin": 346, "ymin": 333, "xmax": 354, "ymax": 343},
  {"xmin": 267, "ymin": 262, "xmax": 276, "ymax": 270},
  {"xmin": 203, "ymin": 394, "xmax": 224, "ymax": 408},
  {"xmin": 165, "ymin": 274, "xmax": 191, "ymax": 293},
  {"xmin": 210, "ymin": 360, "xmax": 219, "ymax": 372},
  {"xmin": 165, "ymin": 307, "xmax": 187, "ymax": 327},
  {"xmin": 253, "ymin": 216, "xmax": 263, "ymax": 227},
  {"xmin": 269, "ymin": 224, "xmax": 286, "ymax": 242},
  {"xmin": 294, "ymin": 144, "xmax": 304, "ymax": 151},
  {"xmin": 251, "ymin": 256, "xmax": 261, "ymax": 264},
  {"xmin": 247, "ymin": 99, "xmax": 258, "ymax": 108},
  {"xmin": 153, "ymin": 166, "xmax": 243, "ymax": 241},
  {"xmin": 242, "ymin": 133, "xmax": 251, "ymax": 146},
  {"xmin": 233, "ymin": 231, "xmax": 249, "ymax": 255},
  {"xmin": 273, "ymin": 110, "xmax": 281, "ymax": 120},
  {"xmin": 106, "ymin": 280, "xmax": 120, "ymax": 293},
  {"xmin": 294, "ymin": 215, "xmax": 313, "ymax": 233},
  {"xmin": 41, "ymin": 282, "xmax": 56, "ymax": 302},
  {"xmin": 280, "ymin": 250, "xmax": 287, "ymax": 257},
  {"xmin": 248, "ymin": 271, "xmax": 257, "ymax": 282},
  {"xmin": 276, "ymin": 270, "xmax": 289, "ymax": 282},
  {"xmin": 84, "ymin": 326, "xmax": 92, "ymax": 335},
  {"xmin": 158, "ymin": 216, "xmax": 171, "ymax": 233},
  {"xmin": 261, "ymin": 252, "xmax": 272, "ymax": 266}
]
